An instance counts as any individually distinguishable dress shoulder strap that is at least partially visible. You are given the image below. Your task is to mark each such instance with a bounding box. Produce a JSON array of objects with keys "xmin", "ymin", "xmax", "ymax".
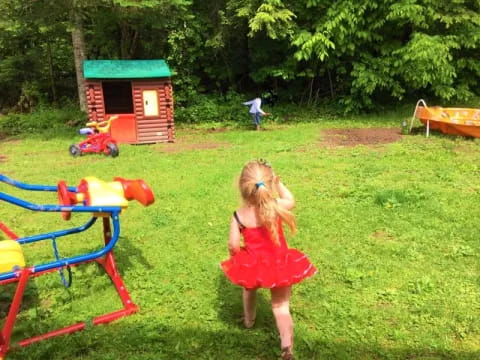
[{"xmin": 233, "ymin": 211, "xmax": 246, "ymax": 231}]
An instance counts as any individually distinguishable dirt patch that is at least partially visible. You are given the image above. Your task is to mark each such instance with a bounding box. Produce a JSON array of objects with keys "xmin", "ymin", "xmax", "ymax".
[
  {"xmin": 206, "ymin": 127, "xmax": 229, "ymax": 133},
  {"xmin": 62, "ymin": 157, "xmax": 111, "ymax": 166},
  {"xmin": 0, "ymin": 155, "xmax": 6, "ymax": 163},
  {"xmin": 23, "ymin": 150, "xmax": 65, "ymax": 156},
  {"xmin": 372, "ymin": 230, "xmax": 395, "ymax": 242},
  {"xmin": 321, "ymin": 127, "xmax": 402, "ymax": 147},
  {"xmin": 179, "ymin": 127, "xmax": 230, "ymax": 135},
  {"xmin": 156, "ymin": 140, "xmax": 231, "ymax": 153},
  {"xmin": 453, "ymin": 143, "xmax": 478, "ymax": 154},
  {"xmin": 0, "ymin": 138, "xmax": 21, "ymax": 144}
]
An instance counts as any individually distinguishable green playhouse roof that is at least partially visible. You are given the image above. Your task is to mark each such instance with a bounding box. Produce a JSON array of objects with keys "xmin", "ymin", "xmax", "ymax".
[{"xmin": 83, "ymin": 59, "xmax": 171, "ymax": 79}]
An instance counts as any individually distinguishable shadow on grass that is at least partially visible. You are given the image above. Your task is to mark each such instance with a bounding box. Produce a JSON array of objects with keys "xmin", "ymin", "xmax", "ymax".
[
  {"xmin": 0, "ymin": 281, "xmax": 41, "ymax": 319},
  {"xmin": 4, "ymin": 269, "xmax": 479, "ymax": 359},
  {"xmin": 7, "ymin": 316, "xmax": 480, "ymax": 360},
  {"xmin": 0, "ymin": 235, "xmax": 151, "ymax": 351},
  {"xmin": 409, "ymin": 126, "xmax": 480, "ymax": 142},
  {"xmin": 215, "ymin": 273, "xmax": 274, "ymax": 331},
  {"xmin": 113, "ymin": 235, "xmax": 154, "ymax": 272}
]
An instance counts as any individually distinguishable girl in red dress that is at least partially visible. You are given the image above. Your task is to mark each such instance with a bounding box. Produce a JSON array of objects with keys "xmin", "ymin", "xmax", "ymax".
[{"xmin": 221, "ymin": 160, "xmax": 316, "ymax": 360}]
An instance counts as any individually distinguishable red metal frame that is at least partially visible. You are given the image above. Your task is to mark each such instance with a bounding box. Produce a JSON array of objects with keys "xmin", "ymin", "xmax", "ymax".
[
  {"xmin": 0, "ymin": 223, "xmax": 18, "ymax": 240},
  {"xmin": 0, "ymin": 218, "xmax": 138, "ymax": 359}
]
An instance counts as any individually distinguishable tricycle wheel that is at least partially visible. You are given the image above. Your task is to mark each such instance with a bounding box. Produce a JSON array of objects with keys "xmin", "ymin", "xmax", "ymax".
[
  {"xmin": 69, "ymin": 144, "xmax": 81, "ymax": 157},
  {"xmin": 106, "ymin": 142, "xmax": 119, "ymax": 157}
]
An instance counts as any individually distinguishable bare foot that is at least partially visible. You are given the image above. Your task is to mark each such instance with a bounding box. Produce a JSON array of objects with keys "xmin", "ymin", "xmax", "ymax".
[{"xmin": 281, "ymin": 346, "xmax": 294, "ymax": 360}]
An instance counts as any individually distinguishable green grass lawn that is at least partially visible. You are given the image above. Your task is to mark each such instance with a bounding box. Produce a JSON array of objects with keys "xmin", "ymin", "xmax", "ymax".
[{"xmin": 0, "ymin": 116, "xmax": 479, "ymax": 359}]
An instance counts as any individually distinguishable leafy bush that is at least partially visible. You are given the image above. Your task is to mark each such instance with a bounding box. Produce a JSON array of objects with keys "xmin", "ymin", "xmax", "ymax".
[
  {"xmin": 0, "ymin": 106, "xmax": 86, "ymax": 137},
  {"xmin": 174, "ymin": 92, "xmax": 247, "ymax": 125}
]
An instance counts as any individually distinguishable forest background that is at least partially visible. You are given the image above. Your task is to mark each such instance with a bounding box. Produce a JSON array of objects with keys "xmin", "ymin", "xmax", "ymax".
[{"xmin": 0, "ymin": 0, "xmax": 480, "ymax": 123}]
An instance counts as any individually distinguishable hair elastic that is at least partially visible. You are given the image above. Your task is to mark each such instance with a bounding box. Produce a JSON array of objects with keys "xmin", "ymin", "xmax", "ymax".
[{"xmin": 255, "ymin": 182, "xmax": 265, "ymax": 188}]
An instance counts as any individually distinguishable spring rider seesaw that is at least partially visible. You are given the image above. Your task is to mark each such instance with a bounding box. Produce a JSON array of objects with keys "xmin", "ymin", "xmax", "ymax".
[
  {"xmin": 69, "ymin": 115, "xmax": 119, "ymax": 157},
  {"xmin": 0, "ymin": 173, "xmax": 154, "ymax": 359}
]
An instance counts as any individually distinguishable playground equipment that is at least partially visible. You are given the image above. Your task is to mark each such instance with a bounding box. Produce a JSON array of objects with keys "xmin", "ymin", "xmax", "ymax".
[
  {"xmin": 411, "ymin": 99, "xmax": 480, "ymax": 138},
  {"xmin": 84, "ymin": 59, "xmax": 175, "ymax": 144},
  {"xmin": 0, "ymin": 174, "xmax": 154, "ymax": 359},
  {"xmin": 69, "ymin": 115, "xmax": 120, "ymax": 157}
]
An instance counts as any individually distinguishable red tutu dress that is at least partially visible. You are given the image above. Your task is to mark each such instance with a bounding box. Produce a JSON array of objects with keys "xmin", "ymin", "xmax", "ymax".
[{"xmin": 221, "ymin": 213, "xmax": 317, "ymax": 290}]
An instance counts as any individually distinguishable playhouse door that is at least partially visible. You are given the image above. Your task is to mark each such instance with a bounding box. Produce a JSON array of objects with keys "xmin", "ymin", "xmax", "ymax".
[
  {"xmin": 143, "ymin": 90, "xmax": 159, "ymax": 116},
  {"xmin": 109, "ymin": 114, "xmax": 137, "ymax": 143}
]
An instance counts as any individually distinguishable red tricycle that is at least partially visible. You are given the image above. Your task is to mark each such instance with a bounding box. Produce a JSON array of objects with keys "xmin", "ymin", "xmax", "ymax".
[{"xmin": 69, "ymin": 115, "xmax": 119, "ymax": 157}]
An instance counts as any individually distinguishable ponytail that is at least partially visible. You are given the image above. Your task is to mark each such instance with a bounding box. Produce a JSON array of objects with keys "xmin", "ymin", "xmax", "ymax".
[{"xmin": 255, "ymin": 185, "xmax": 296, "ymax": 245}]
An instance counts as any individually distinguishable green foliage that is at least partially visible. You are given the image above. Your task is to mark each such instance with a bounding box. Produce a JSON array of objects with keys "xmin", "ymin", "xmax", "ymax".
[
  {"xmin": 167, "ymin": 24, "xmax": 205, "ymax": 104},
  {"xmin": 290, "ymin": 0, "xmax": 480, "ymax": 111},
  {"xmin": 112, "ymin": 0, "xmax": 191, "ymax": 8},
  {"xmin": 247, "ymin": 0, "xmax": 296, "ymax": 40},
  {"xmin": 175, "ymin": 92, "xmax": 246, "ymax": 124},
  {"xmin": 292, "ymin": 30, "xmax": 336, "ymax": 62},
  {"xmin": 0, "ymin": 106, "xmax": 85, "ymax": 136},
  {"xmin": 394, "ymin": 33, "xmax": 459, "ymax": 98},
  {"xmin": 1, "ymin": 0, "xmax": 480, "ymax": 113}
]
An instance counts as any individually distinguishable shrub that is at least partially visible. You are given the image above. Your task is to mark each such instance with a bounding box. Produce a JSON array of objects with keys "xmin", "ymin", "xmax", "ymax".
[
  {"xmin": 175, "ymin": 92, "xmax": 247, "ymax": 125},
  {"xmin": 0, "ymin": 106, "xmax": 86, "ymax": 137}
]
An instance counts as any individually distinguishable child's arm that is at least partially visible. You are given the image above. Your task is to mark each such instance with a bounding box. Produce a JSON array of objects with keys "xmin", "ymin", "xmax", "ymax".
[
  {"xmin": 257, "ymin": 101, "xmax": 268, "ymax": 116},
  {"xmin": 275, "ymin": 179, "xmax": 295, "ymax": 210},
  {"xmin": 228, "ymin": 216, "xmax": 241, "ymax": 255}
]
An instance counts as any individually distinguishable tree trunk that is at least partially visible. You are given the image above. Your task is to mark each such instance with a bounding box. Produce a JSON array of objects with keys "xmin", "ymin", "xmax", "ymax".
[
  {"xmin": 46, "ymin": 42, "xmax": 57, "ymax": 104},
  {"xmin": 71, "ymin": 8, "xmax": 87, "ymax": 112},
  {"xmin": 120, "ymin": 22, "xmax": 139, "ymax": 59},
  {"xmin": 308, "ymin": 77, "xmax": 314, "ymax": 106},
  {"xmin": 327, "ymin": 68, "xmax": 335, "ymax": 99}
]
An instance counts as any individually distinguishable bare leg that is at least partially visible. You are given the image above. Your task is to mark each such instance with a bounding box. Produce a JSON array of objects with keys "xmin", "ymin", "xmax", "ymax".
[
  {"xmin": 242, "ymin": 288, "xmax": 257, "ymax": 328},
  {"xmin": 271, "ymin": 286, "xmax": 294, "ymax": 356}
]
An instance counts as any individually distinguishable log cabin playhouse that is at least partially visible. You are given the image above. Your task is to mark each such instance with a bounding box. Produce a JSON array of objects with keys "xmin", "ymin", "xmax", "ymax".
[{"xmin": 83, "ymin": 59, "xmax": 175, "ymax": 144}]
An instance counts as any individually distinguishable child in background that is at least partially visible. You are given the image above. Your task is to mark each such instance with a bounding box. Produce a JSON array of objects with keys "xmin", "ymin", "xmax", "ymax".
[
  {"xmin": 242, "ymin": 97, "xmax": 271, "ymax": 130},
  {"xmin": 221, "ymin": 160, "xmax": 316, "ymax": 360}
]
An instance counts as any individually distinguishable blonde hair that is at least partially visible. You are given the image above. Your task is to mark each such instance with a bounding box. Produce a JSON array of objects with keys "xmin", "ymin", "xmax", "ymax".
[{"xmin": 238, "ymin": 160, "xmax": 296, "ymax": 244}]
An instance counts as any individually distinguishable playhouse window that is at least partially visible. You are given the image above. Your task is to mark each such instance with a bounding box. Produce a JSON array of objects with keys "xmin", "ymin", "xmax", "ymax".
[{"xmin": 102, "ymin": 81, "xmax": 134, "ymax": 114}]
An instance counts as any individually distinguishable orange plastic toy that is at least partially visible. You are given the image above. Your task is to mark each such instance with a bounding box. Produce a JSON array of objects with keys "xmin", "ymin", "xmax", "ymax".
[
  {"xmin": 412, "ymin": 99, "xmax": 480, "ymax": 138},
  {"xmin": 57, "ymin": 176, "xmax": 154, "ymax": 220}
]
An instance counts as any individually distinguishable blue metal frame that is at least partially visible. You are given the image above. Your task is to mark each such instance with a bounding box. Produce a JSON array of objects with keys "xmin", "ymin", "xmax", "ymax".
[{"xmin": 0, "ymin": 174, "xmax": 123, "ymax": 281}]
